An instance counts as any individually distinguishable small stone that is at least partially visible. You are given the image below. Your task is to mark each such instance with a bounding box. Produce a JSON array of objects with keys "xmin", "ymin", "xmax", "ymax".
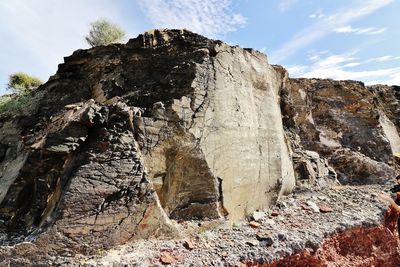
[
  {"xmin": 277, "ymin": 233, "xmax": 286, "ymax": 241},
  {"xmin": 271, "ymin": 211, "xmax": 279, "ymax": 216},
  {"xmin": 252, "ymin": 211, "xmax": 267, "ymax": 221},
  {"xmin": 65, "ymin": 104, "xmax": 81, "ymax": 109},
  {"xmin": 256, "ymin": 235, "xmax": 274, "ymax": 247},
  {"xmin": 306, "ymin": 201, "xmax": 320, "ymax": 213},
  {"xmin": 319, "ymin": 204, "xmax": 334, "ymax": 213},
  {"xmin": 264, "ymin": 219, "xmax": 275, "ymax": 226},
  {"xmin": 249, "ymin": 221, "xmax": 261, "ymax": 228},
  {"xmin": 183, "ymin": 239, "xmax": 194, "ymax": 250},
  {"xmin": 160, "ymin": 252, "xmax": 176, "ymax": 265},
  {"xmin": 276, "ymin": 201, "xmax": 288, "ymax": 209},
  {"xmin": 245, "ymin": 239, "xmax": 260, "ymax": 246}
]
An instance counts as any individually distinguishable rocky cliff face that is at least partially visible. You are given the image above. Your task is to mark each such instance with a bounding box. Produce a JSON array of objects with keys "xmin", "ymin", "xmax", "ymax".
[
  {"xmin": 0, "ymin": 29, "xmax": 399, "ymax": 265},
  {"xmin": 281, "ymin": 79, "xmax": 400, "ymax": 185}
]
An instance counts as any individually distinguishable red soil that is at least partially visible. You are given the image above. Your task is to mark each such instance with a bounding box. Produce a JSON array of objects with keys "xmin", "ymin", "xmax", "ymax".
[{"xmin": 243, "ymin": 208, "xmax": 400, "ymax": 267}]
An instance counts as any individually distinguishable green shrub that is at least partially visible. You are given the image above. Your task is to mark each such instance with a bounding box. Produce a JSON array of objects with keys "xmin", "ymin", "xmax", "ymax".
[
  {"xmin": 0, "ymin": 95, "xmax": 13, "ymax": 114},
  {"xmin": 7, "ymin": 72, "xmax": 43, "ymax": 94},
  {"xmin": 85, "ymin": 18, "xmax": 126, "ymax": 47},
  {"xmin": 0, "ymin": 91, "xmax": 45, "ymax": 117}
]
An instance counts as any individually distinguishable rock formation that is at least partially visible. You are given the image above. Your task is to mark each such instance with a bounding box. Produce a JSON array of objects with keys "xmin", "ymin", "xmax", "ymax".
[
  {"xmin": 281, "ymin": 79, "xmax": 400, "ymax": 185},
  {"xmin": 0, "ymin": 29, "xmax": 399, "ymax": 265},
  {"xmin": 0, "ymin": 29, "xmax": 296, "ymax": 254}
]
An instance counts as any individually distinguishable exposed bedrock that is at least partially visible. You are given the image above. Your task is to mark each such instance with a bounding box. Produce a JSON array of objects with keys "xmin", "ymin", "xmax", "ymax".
[
  {"xmin": 0, "ymin": 29, "xmax": 296, "ymax": 253},
  {"xmin": 281, "ymin": 78, "xmax": 400, "ymax": 185}
]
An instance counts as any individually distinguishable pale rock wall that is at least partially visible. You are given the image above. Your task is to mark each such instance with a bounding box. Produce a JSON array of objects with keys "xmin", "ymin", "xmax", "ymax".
[
  {"xmin": 190, "ymin": 44, "xmax": 295, "ymax": 220},
  {"xmin": 379, "ymin": 112, "xmax": 400, "ymax": 155}
]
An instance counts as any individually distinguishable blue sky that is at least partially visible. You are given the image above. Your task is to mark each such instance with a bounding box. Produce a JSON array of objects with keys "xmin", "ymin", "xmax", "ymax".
[{"xmin": 0, "ymin": 0, "xmax": 399, "ymax": 95}]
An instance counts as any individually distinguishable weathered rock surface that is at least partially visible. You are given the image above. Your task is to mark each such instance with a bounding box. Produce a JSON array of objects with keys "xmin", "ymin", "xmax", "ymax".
[
  {"xmin": 0, "ymin": 29, "xmax": 399, "ymax": 265},
  {"xmin": 281, "ymin": 78, "xmax": 400, "ymax": 185}
]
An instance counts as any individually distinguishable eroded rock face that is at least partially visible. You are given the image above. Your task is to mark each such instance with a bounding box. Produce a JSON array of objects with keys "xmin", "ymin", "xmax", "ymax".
[
  {"xmin": 0, "ymin": 29, "xmax": 296, "ymax": 254},
  {"xmin": 281, "ymin": 78, "xmax": 400, "ymax": 185}
]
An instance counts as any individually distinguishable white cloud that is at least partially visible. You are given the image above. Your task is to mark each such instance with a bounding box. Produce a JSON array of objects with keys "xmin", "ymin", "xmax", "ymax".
[
  {"xmin": 279, "ymin": 0, "xmax": 298, "ymax": 12},
  {"xmin": 314, "ymin": 54, "xmax": 357, "ymax": 68},
  {"xmin": 343, "ymin": 62, "xmax": 361, "ymax": 68},
  {"xmin": 286, "ymin": 65, "xmax": 309, "ymax": 75},
  {"xmin": 138, "ymin": 0, "xmax": 247, "ymax": 38},
  {"xmin": 288, "ymin": 52, "xmax": 400, "ymax": 86},
  {"xmin": 334, "ymin": 25, "xmax": 386, "ymax": 35},
  {"xmin": 307, "ymin": 50, "xmax": 329, "ymax": 62},
  {"xmin": 370, "ymin": 55, "xmax": 400, "ymax": 62},
  {"xmin": 309, "ymin": 9, "xmax": 325, "ymax": 19},
  {"xmin": 375, "ymin": 72, "xmax": 400, "ymax": 85},
  {"xmin": 270, "ymin": 0, "xmax": 394, "ymax": 63}
]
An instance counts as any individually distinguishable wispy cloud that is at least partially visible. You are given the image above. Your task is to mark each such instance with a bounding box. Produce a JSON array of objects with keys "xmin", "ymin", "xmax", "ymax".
[
  {"xmin": 342, "ymin": 62, "xmax": 362, "ymax": 67},
  {"xmin": 287, "ymin": 52, "xmax": 400, "ymax": 85},
  {"xmin": 311, "ymin": 53, "xmax": 358, "ymax": 68},
  {"xmin": 370, "ymin": 55, "xmax": 400, "ymax": 62},
  {"xmin": 372, "ymin": 72, "xmax": 400, "ymax": 85},
  {"xmin": 138, "ymin": 0, "xmax": 246, "ymax": 38},
  {"xmin": 334, "ymin": 25, "xmax": 386, "ymax": 35},
  {"xmin": 279, "ymin": 0, "xmax": 298, "ymax": 12},
  {"xmin": 309, "ymin": 9, "xmax": 325, "ymax": 19},
  {"xmin": 270, "ymin": 0, "xmax": 394, "ymax": 63}
]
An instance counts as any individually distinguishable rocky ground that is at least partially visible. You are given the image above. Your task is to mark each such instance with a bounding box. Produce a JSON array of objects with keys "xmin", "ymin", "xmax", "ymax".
[{"xmin": 45, "ymin": 182, "xmax": 392, "ymax": 267}]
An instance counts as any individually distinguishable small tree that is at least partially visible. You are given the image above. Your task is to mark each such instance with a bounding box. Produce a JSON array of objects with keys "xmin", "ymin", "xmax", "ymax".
[
  {"xmin": 7, "ymin": 72, "xmax": 43, "ymax": 94},
  {"xmin": 85, "ymin": 18, "xmax": 126, "ymax": 47}
]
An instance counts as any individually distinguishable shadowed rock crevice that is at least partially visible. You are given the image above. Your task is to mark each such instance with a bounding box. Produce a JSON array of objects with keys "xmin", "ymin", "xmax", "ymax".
[{"xmin": 145, "ymin": 135, "xmax": 221, "ymax": 220}]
